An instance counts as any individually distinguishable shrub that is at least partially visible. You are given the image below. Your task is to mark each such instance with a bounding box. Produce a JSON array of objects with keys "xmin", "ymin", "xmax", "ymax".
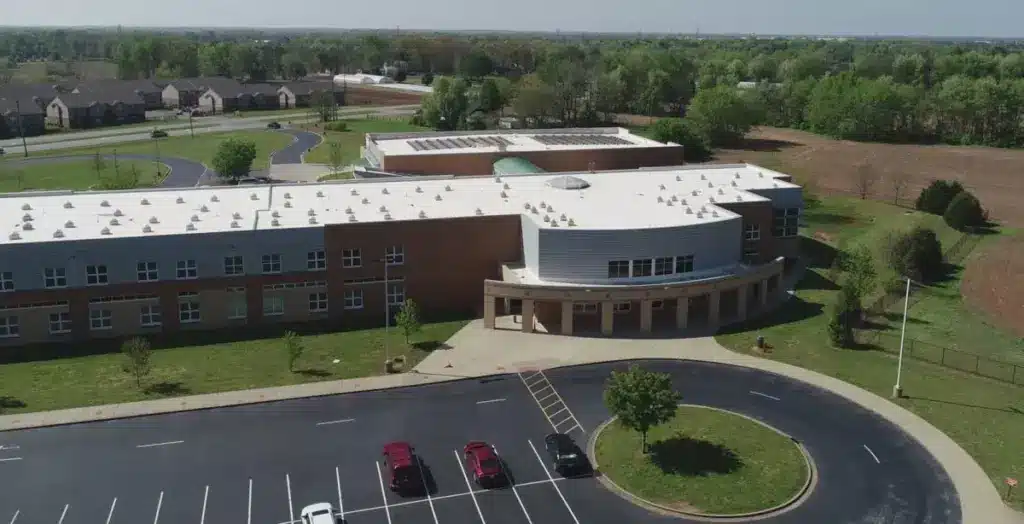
[
  {"xmin": 422, "ymin": 73, "xmax": 435, "ymax": 86},
  {"xmin": 647, "ymin": 118, "xmax": 712, "ymax": 162},
  {"xmin": 883, "ymin": 226, "xmax": 944, "ymax": 282},
  {"xmin": 323, "ymin": 121, "xmax": 349, "ymax": 132},
  {"xmin": 915, "ymin": 180, "xmax": 964, "ymax": 215},
  {"xmin": 827, "ymin": 286, "xmax": 860, "ymax": 348},
  {"xmin": 943, "ymin": 190, "xmax": 985, "ymax": 231}
]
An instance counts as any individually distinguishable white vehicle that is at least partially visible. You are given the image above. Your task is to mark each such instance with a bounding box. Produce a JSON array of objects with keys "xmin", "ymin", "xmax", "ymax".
[{"xmin": 299, "ymin": 502, "xmax": 336, "ymax": 524}]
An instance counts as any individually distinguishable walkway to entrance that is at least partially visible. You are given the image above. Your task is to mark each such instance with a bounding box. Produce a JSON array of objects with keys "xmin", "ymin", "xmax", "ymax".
[{"xmin": 483, "ymin": 257, "xmax": 786, "ymax": 336}]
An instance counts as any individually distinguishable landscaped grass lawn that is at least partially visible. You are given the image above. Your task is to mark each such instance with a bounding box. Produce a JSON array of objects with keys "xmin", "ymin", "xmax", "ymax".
[
  {"xmin": 716, "ymin": 194, "xmax": 1024, "ymax": 511},
  {"xmin": 0, "ymin": 320, "xmax": 467, "ymax": 415},
  {"xmin": 302, "ymin": 119, "xmax": 429, "ymax": 165},
  {"xmin": 0, "ymin": 159, "xmax": 168, "ymax": 192},
  {"xmin": 595, "ymin": 406, "xmax": 808, "ymax": 515},
  {"xmin": 23, "ymin": 131, "xmax": 295, "ymax": 171}
]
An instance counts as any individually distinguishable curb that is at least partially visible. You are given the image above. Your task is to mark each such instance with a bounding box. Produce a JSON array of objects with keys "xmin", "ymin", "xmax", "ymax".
[{"xmin": 585, "ymin": 405, "xmax": 817, "ymax": 522}]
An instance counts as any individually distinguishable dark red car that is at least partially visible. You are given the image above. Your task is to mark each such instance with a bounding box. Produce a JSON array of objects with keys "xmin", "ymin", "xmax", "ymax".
[
  {"xmin": 383, "ymin": 441, "xmax": 421, "ymax": 493},
  {"xmin": 463, "ymin": 441, "xmax": 505, "ymax": 487}
]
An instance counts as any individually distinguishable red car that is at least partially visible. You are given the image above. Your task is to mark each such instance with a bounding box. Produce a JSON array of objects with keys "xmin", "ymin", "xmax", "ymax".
[
  {"xmin": 463, "ymin": 441, "xmax": 505, "ymax": 487},
  {"xmin": 383, "ymin": 441, "xmax": 421, "ymax": 493}
]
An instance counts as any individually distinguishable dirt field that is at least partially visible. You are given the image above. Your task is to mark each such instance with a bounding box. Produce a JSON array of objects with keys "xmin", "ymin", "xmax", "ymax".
[
  {"xmin": 960, "ymin": 235, "xmax": 1024, "ymax": 338},
  {"xmin": 710, "ymin": 127, "xmax": 1024, "ymax": 229}
]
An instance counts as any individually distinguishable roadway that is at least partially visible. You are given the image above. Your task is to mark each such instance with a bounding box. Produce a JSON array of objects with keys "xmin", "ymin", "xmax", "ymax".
[{"xmin": 0, "ymin": 360, "xmax": 960, "ymax": 524}]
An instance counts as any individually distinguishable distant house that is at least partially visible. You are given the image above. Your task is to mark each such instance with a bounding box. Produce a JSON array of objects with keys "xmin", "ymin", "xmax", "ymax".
[
  {"xmin": 278, "ymin": 81, "xmax": 343, "ymax": 108},
  {"xmin": 46, "ymin": 92, "xmax": 146, "ymax": 130},
  {"xmin": 245, "ymin": 84, "xmax": 281, "ymax": 110},
  {"xmin": 199, "ymin": 80, "xmax": 284, "ymax": 113},
  {"xmin": 162, "ymin": 77, "xmax": 235, "ymax": 109},
  {"xmin": 0, "ymin": 96, "xmax": 46, "ymax": 138},
  {"xmin": 73, "ymin": 79, "xmax": 165, "ymax": 110},
  {"xmin": 0, "ymin": 83, "xmax": 65, "ymax": 112}
]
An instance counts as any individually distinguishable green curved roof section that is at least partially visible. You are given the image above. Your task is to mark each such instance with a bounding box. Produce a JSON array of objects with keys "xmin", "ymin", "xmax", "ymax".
[{"xmin": 493, "ymin": 156, "xmax": 546, "ymax": 176}]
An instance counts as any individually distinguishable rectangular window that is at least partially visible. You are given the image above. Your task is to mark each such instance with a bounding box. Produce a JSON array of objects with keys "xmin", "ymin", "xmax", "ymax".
[
  {"xmin": 224, "ymin": 255, "xmax": 244, "ymax": 275},
  {"xmin": 0, "ymin": 316, "xmax": 19, "ymax": 338},
  {"xmin": 262, "ymin": 254, "xmax": 282, "ymax": 274},
  {"xmin": 136, "ymin": 261, "xmax": 159, "ymax": 282},
  {"xmin": 343, "ymin": 289, "xmax": 364, "ymax": 310},
  {"xmin": 263, "ymin": 296, "xmax": 284, "ymax": 316},
  {"xmin": 0, "ymin": 271, "xmax": 14, "ymax": 292},
  {"xmin": 48, "ymin": 312, "xmax": 71, "ymax": 334},
  {"xmin": 385, "ymin": 245, "xmax": 405, "ymax": 266},
  {"xmin": 179, "ymin": 300, "xmax": 200, "ymax": 324},
  {"xmin": 607, "ymin": 260, "xmax": 630, "ymax": 279},
  {"xmin": 307, "ymin": 250, "xmax": 327, "ymax": 270},
  {"xmin": 653, "ymin": 257, "xmax": 674, "ymax": 276},
  {"xmin": 44, "ymin": 267, "xmax": 67, "ymax": 288},
  {"xmin": 386, "ymin": 283, "xmax": 405, "ymax": 306},
  {"xmin": 573, "ymin": 303, "xmax": 598, "ymax": 314},
  {"xmin": 140, "ymin": 305, "xmax": 162, "ymax": 327},
  {"xmin": 309, "ymin": 292, "xmax": 328, "ymax": 313},
  {"xmin": 86, "ymin": 265, "xmax": 108, "ymax": 286},
  {"xmin": 89, "ymin": 309, "xmax": 112, "ymax": 330},
  {"xmin": 632, "ymin": 259, "xmax": 652, "ymax": 277},
  {"xmin": 228, "ymin": 293, "xmax": 247, "ymax": 320},
  {"xmin": 743, "ymin": 248, "xmax": 760, "ymax": 265},
  {"xmin": 176, "ymin": 259, "xmax": 198, "ymax": 280},
  {"xmin": 613, "ymin": 302, "xmax": 631, "ymax": 313},
  {"xmin": 744, "ymin": 223, "xmax": 761, "ymax": 241},
  {"xmin": 675, "ymin": 255, "xmax": 694, "ymax": 274},
  {"xmin": 651, "ymin": 300, "xmax": 665, "ymax": 310},
  {"xmin": 773, "ymin": 208, "xmax": 799, "ymax": 238},
  {"xmin": 341, "ymin": 249, "xmax": 361, "ymax": 268}
]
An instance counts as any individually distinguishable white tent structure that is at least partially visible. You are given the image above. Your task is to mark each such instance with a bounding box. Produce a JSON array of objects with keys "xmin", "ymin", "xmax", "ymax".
[{"xmin": 332, "ymin": 73, "xmax": 394, "ymax": 85}]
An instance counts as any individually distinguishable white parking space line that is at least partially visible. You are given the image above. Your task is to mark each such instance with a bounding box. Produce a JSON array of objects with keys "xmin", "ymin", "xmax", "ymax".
[
  {"xmin": 863, "ymin": 444, "xmax": 881, "ymax": 464},
  {"xmin": 375, "ymin": 461, "xmax": 393, "ymax": 524},
  {"xmin": 476, "ymin": 398, "xmax": 506, "ymax": 405},
  {"xmin": 0, "ymin": 445, "xmax": 19, "ymax": 451},
  {"xmin": 0, "ymin": 457, "xmax": 21, "ymax": 462},
  {"xmin": 494, "ymin": 446, "xmax": 534, "ymax": 524},
  {"xmin": 285, "ymin": 474, "xmax": 295, "ymax": 524},
  {"xmin": 335, "ymin": 466, "xmax": 345, "ymax": 519},
  {"xmin": 454, "ymin": 450, "xmax": 487, "ymax": 524},
  {"xmin": 104, "ymin": 499, "xmax": 116, "ymax": 524},
  {"xmin": 247, "ymin": 478, "xmax": 253, "ymax": 524},
  {"xmin": 200, "ymin": 485, "xmax": 210, "ymax": 524},
  {"xmin": 749, "ymin": 390, "xmax": 781, "ymax": 401},
  {"xmin": 58, "ymin": 504, "xmax": 69, "ymax": 524},
  {"xmin": 136, "ymin": 440, "xmax": 184, "ymax": 449},
  {"xmin": 536, "ymin": 392, "xmax": 557, "ymax": 403},
  {"xmin": 418, "ymin": 458, "xmax": 440, "ymax": 524},
  {"xmin": 316, "ymin": 418, "xmax": 355, "ymax": 426},
  {"xmin": 7, "ymin": 510, "xmax": 17, "ymax": 524},
  {"xmin": 527, "ymin": 440, "xmax": 581, "ymax": 524},
  {"xmin": 153, "ymin": 491, "xmax": 164, "ymax": 524}
]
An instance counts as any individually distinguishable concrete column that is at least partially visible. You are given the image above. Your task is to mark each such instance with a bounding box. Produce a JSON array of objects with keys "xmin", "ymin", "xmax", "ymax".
[
  {"xmin": 640, "ymin": 300, "xmax": 653, "ymax": 333},
  {"xmin": 600, "ymin": 301, "xmax": 614, "ymax": 336},
  {"xmin": 759, "ymin": 279, "xmax": 769, "ymax": 306},
  {"xmin": 561, "ymin": 301, "xmax": 574, "ymax": 335},
  {"xmin": 737, "ymin": 285, "xmax": 748, "ymax": 322},
  {"xmin": 676, "ymin": 296, "xmax": 689, "ymax": 329},
  {"xmin": 708, "ymin": 290, "xmax": 721, "ymax": 328},
  {"xmin": 521, "ymin": 299, "xmax": 535, "ymax": 333},
  {"xmin": 483, "ymin": 295, "xmax": 496, "ymax": 329}
]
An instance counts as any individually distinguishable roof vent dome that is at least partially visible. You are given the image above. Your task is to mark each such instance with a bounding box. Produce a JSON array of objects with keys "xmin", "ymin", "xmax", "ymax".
[
  {"xmin": 475, "ymin": 208, "xmax": 483, "ymax": 216},
  {"xmin": 445, "ymin": 185, "xmax": 452, "ymax": 192},
  {"xmin": 143, "ymin": 225, "xmax": 153, "ymax": 233},
  {"xmin": 22, "ymin": 213, "xmax": 32, "ymax": 222},
  {"xmin": 271, "ymin": 218, "xmax": 280, "ymax": 226},
  {"xmin": 500, "ymin": 191, "xmax": 508, "ymax": 198},
  {"xmin": 21, "ymin": 203, "xmax": 31, "ymax": 211},
  {"xmin": 9, "ymin": 232, "xmax": 22, "ymax": 241},
  {"xmin": 271, "ymin": 210, "xmax": 280, "ymax": 218},
  {"xmin": 186, "ymin": 223, "xmax": 197, "ymax": 231},
  {"xmin": 307, "ymin": 208, "xmax": 316, "ymax": 216},
  {"xmin": 415, "ymin": 186, "xmax": 423, "ymax": 193},
  {"xmin": 345, "ymin": 207, "xmax": 353, "ymax": 214},
  {"xmin": 543, "ymin": 215, "xmax": 551, "ymax": 223},
  {"xmin": 567, "ymin": 218, "xmax": 576, "ymax": 227},
  {"xmin": 284, "ymin": 201, "xmax": 293, "ymax": 208},
  {"xmin": 149, "ymin": 216, "xmax": 159, "ymax": 224},
  {"xmin": 64, "ymin": 220, "xmax": 75, "ymax": 228},
  {"xmin": 435, "ymin": 194, "xmax": 442, "ymax": 201},
  {"xmin": 503, "ymin": 183, "xmax": 510, "ymax": 190},
  {"xmin": 675, "ymin": 175, "xmax": 681, "ymax": 181},
  {"xmin": 347, "ymin": 214, "xmax": 357, "ymax": 223},
  {"xmin": 546, "ymin": 175, "xmax": 590, "ymax": 190},
  {"xmin": 418, "ymin": 210, "xmax": 427, "ymax": 219},
  {"xmin": 191, "ymin": 214, "xmax": 200, "ymax": 222},
  {"xmin": 230, "ymin": 221, "xmax": 240, "ymax": 228},
  {"xmin": 100, "ymin": 200, "xmax": 110, "ymax": 207},
  {"xmin": 210, "ymin": 195, "xmax": 219, "ymax": 202},
  {"xmin": 200, "ymin": 204, "xmax": 210, "ymax": 212},
  {"xmin": 350, "ymin": 189, "xmax": 359, "ymax": 196},
  {"xmin": 109, "ymin": 218, "xmax": 120, "ymax": 226},
  {"xmin": 250, "ymin": 192, "xmax": 258, "ymax": 200},
  {"xmin": 100, "ymin": 227, "xmax": 111, "ymax": 236},
  {"xmin": 308, "ymin": 216, "xmax": 318, "ymax": 225},
  {"xmin": 21, "ymin": 222, "xmax": 34, "ymax": 231},
  {"xmin": 232, "ymin": 212, "xmax": 242, "ymax": 219},
  {"xmin": 141, "ymin": 198, "xmax": 150, "ymax": 205},
  {"xmin": 316, "ymin": 191, "xmax": 325, "ymax": 197},
  {"xmin": 382, "ymin": 188, "xmax": 389, "ymax": 195},
  {"xmin": 53, "ymin": 229, "xmax": 65, "ymax": 238},
  {"xmin": 284, "ymin": 192, "xmax": 292, "ymax": 199},
  {"xmin": 383, "ymin": 213, "xmax": 392, "ymax": 220},
  {"xmin": 176, "ymin": 196, "xmax": 185, "ymax": 204},
  {"xmin": 361, "ymin": 198, "xmax": 370, "ymax": 204},
  {"xmin": 63, "ymin": 201, "xmax": 74, "ymax": 209},
  {"xmin": 114, "ymin": 209, "xmax": 123, "ymax": 217},
  {"xmin": 378, "ymin": 205, "xmax": 387, "ymax": 212},
  {"xmin": 657, "ymin": 196, "xmax": 664, "ymax": 203}
]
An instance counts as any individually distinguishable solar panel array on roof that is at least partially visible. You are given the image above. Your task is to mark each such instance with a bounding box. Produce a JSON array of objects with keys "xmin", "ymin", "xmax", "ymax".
[
  {"xmin": 530, "ymin": 134, "xmax": 633, "ymax": 146},
  {"xmin": 407, "ymin": 136, "xmax": 514, "ymax": 151}
]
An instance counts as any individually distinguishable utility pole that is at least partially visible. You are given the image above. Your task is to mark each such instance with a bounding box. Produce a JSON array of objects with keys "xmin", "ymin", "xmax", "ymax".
[
  {"xmin": 892, "ymin": 277, "xmax": 911, "ymax": 398},
  {"xmin": 188, "ymin": 110, "xmax": 195, "ymax": 138},
  {"xmin": 14, "ymin": 99, "xmax": 28, "ymax": 157},
  {"xmin": 383, "ymin": 254, "xmax": 390, "ymax": 372}
]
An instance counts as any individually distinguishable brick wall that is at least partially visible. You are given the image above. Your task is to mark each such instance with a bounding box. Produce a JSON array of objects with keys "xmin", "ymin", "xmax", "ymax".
[{"xmin": 380, "ymin": 145, "xmax": 687, "ymax": 176}]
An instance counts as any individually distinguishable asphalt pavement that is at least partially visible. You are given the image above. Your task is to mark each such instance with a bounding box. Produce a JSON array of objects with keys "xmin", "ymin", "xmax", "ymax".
[
  {"xmin": 271, "ymin": 130, "xmax": 324, "ymax": 165},
  {"xmin": 0, "ymin": 360, "xmax": 960, "ymax": 524}
]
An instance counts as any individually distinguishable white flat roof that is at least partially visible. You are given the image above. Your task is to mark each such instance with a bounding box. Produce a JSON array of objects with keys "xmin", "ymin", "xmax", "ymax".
[
  {"xmin": 0, "ymin": 164, "xmax": 799, "ymax": 246},
  {"xmin": 370, "ymin": 127, "xmax": 674, "ymax": 157}
]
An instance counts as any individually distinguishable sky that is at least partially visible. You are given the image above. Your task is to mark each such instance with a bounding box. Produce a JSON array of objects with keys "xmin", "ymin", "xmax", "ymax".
[{"xmin": 2, "ymin": 0, "xmax": 1022, "ymax": 38}]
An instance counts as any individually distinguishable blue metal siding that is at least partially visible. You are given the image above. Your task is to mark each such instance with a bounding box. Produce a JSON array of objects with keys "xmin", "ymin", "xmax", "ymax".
[
  {"xmin": 535, "ymin": 218, "xmax": 742, "ymax": 284},
  {"xmin": 748, "ymin": 186, "xmax": 803, "ymax": 209},
  {"xmin": 0, "ymin": 227, "xmax": 325, "ymax": 291}
]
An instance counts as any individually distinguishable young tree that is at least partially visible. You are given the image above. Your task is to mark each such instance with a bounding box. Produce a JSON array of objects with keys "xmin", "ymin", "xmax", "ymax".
[
  {"xmin": 841, "ymin": 245, "xmax": 877, "ymax": 300},
  {"xmin": 310, "ymin": 90, "xmax": 338, "ymax": 123},
  {"xmin": 91, "ymin": 152, "xmax": 107, "ymax": 179},
  {"xmin": 853, "ymin": 158, "xmax": 879, "ymax": 200},
  {"xmin": 827, "ymin": 286, "xmax": 859, "ymax": 348},
  {"xmin": 327, "ymin": 141, "xmax": 344, "ymax": 176},
  {"xmin": 121, "ymin": 336, "xmax": 152, "ymax": 389},
  {"xmin": 394, "ymin": 299, "xmax": 421, "ymax": 345},
  {"xmin": 284, "ymin": 330, "xmax": 304, "ymax": 372},
  {"xmin": 889, "ymin": 171, "xmax": 911, "ymax": 205},
  {"xmin": 211, "ymin": 138, "xmax": 257, "ymax": 184},
  {"xmin": 883, "ymin": 226, "xmax": 944, "ymax": 282},
  {"xmin": 603, "ymin": 365, "xmax": 681, "ymax": 453}
]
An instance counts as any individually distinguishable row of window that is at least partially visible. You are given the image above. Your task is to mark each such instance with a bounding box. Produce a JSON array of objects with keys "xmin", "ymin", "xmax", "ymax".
[
  {"xmin": 607, "ymin": 255, "xmax": 695, "ymax": 279},
  {"xmin": 773, "ymin": 208, "xmax": 800, "ymax": 238},
  {"xmin": 571, "ymin": 301, "xmax": 666, "ymax": 314},
  {"xmin": 0, "ymin": 286, "xmax": 407, "ymax": 338},
  {"xmin": 1, "ymin": 247, "xmax": 406, "ymax": 292}
]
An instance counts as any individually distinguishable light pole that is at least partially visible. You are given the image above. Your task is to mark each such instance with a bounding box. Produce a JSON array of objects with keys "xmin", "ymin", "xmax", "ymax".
[
  {"xmin": 380, "ymin": 253, "xmax": 391, "ymax": 371},
  {"xmin": 892, "ymin": 276, "xmax": 912, "ymax": 398}
]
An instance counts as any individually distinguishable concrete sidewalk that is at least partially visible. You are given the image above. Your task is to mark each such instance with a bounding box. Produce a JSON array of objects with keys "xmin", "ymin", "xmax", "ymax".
[{"xmin": 0, "ymin": 320, "xmax": 1020, "ymax": 524}]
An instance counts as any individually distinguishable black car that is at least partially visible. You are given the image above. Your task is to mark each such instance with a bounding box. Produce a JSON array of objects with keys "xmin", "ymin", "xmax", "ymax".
[
  {"xmin": 544, "ymin": 433, "xmax": 586, "ymax": 475},
  {"xmin": 267, "ymin": 121, "xmax": 282, "ymax": 129}
]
